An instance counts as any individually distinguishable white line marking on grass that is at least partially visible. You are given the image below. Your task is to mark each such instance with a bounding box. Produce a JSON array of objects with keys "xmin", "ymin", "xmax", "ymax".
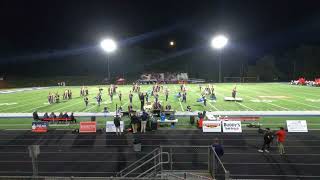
[
  {"xmin": 235, "ymin": 102, "xmax": 255, "ymax": 111},
  {"xmin": 264, "ymin": 102, "xmax": 290, "ymax": 110},
  {"xmin": 174, "ymin": 86, "xmax": 184, "ymax": 111}
]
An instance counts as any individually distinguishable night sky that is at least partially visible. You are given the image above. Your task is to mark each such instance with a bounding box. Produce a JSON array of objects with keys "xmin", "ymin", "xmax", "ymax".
[{"xmin": 1, "ymin": 0, "xmax": 320, "ymax": 78}]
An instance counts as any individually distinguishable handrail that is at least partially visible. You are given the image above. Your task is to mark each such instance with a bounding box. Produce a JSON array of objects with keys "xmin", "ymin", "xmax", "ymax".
[
  {"xmin": 122, "ymin": 152, "xmax": 169, "ymax": 177},
  {"xmin": 187, "ymin": 172, "xmax": 214, "ymax": 180},
  {"xmin": 136, "ymin": 152, "xmax": 170, "ymax": 178},
  {"xmin": 211, "ymin": 146, "xmax": 228, "ymax": 174},
  {"xmin": 118, "ymin": 148, "xmax": 159, "ymax": 176}
]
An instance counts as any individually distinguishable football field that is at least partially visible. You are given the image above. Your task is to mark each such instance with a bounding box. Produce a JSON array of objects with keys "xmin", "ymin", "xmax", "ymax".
[{"xmin": 0, "ymin": 83, "xmax": 320, "ymax": 113}]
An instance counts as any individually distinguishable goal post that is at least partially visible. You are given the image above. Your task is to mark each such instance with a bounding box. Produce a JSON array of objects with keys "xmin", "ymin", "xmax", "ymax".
[
  {"xmin": 242, "ymin": 76, "xmax": 259, "ymax": 82},
  {"xmin": 223, "ymin": 77, "xmax": 242, "ymax": 83}
]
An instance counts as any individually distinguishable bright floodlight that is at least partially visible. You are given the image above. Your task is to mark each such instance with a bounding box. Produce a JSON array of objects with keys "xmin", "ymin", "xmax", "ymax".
[
  {"xmin": 211, "ymin": 35, "xmax": 228, "ymax": 49},
  {"xmin": 169, "ymin": 41, "xmax": 175, "ymax": 46},
  {"xmin": 101, "ymin": 38, "xmax": 117, "ymax": 53}
]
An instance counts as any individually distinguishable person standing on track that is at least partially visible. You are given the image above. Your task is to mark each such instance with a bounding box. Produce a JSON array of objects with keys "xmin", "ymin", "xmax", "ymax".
[
  {"xmin": 276, "ymin": 127, "xmax": 287, "ymax": 155},
  {"xmin": 258, "ymin": 128, "xmax": 274, "ymax": 153}
]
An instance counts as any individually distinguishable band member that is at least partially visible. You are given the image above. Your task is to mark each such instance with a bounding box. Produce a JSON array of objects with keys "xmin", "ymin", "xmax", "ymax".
[
  {"xmin": 232, "ymin": 86, "xmax": 237, "ymax": 98},
  {"xmin": 203, "ymin": 95, "xmax": 207, "ymax": 106},
  {"xmin": 145, "ymin": 92, "xmax": 149, "ymax": 103},
  {"xmin": 110, "ymin": 91, "xmax": 113, "ymax": 102},
  {"xmin": 182, "ymin": 92, "xmax": 187, "ymax": 103},
  {"xmin": 84, "ymin": 96, "xmax": 89, "ymax": 107},
  {"xmin": 85, "ymin": 88, "xmax": 89, "ymax": 96},
  {"xmin": 118, "ymin": 91, "xmax": 122, "ymax": 102},
  {"xmin": 96, "ymin": 94, "xmax": 102, "ymax": 106},
  {"xmin": 155, "ymin": 93, "xmax": 159, "ymax": 104},
  {"xmin": 129, "ymin": 91, "xmax": 133, "ymax": 104},
  {"xmin": 165, "ymin": 88, "xmax": 169, "ymax": 102}
]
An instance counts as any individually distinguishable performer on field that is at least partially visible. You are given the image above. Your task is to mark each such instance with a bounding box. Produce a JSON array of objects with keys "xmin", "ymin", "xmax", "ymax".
[
  {"xmin": 84, "ymin": 96, "xmax": 89, "ymax": 107},
  {"xmin": 232, "ymin": 86, "xmax": 237, "ymax": 98},
  {"xmin": 165, "ymin": 88, "xmax": 169, "ymax": 101},
  {"xmin": 129, "ymin": 91, "xmax": 133, "ymax": 104},
  {"xmin": 118, "ymin": 91, "xmax": 122, "ymax": 102}
]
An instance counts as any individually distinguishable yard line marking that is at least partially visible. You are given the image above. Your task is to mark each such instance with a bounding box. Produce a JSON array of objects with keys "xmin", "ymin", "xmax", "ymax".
[
  {"xmin": 174, "ymin": 86, "xmax": 184, "ymax": 111},
  {"xmin": 249, "ymin": 85, "xmax": 320, "ymax": 109},
  {"xmin": 235, "ymin": 102, "xmax": 255, "ymax": 111}
]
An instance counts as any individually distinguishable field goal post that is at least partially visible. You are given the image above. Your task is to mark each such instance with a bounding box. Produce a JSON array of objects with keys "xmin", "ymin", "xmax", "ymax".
[
  {"xmin": 223, "ymin": 77, "xmax": 241, "ymax": 83},
  {"xmin": 242, "ymin": 76, "xmax": 259, "ymax": 82}
]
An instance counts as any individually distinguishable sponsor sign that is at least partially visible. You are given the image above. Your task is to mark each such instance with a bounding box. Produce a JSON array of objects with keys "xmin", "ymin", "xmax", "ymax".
[
  {"xmin": 106, "ymin": 121, "xmax": 124, "ymax": 133},
  {"xmin": 286, "ymin": 120, "xmax": 308, "ymax": 132},
  {"xmin": 32, "ymin": 122, "xmax": 48, "ymax": 133},
  {"xmin": 79, "ymin": 121, "xmax": 96, "ymax": 133},
  {"xmin": 202, "ymin": 121, "xmax": 221, "ymax": 132},
  {"xmin": 222, "ymin": 121, "xmax": 242, "ymax": 133}
]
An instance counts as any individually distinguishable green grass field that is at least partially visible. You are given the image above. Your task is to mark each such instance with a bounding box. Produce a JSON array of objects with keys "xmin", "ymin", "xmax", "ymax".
[
  {"xmin": 1, "ymin": 83, "xmax": 320, "ymax": 113},
  {"xmin": 1, "ymin": 83, "xmax": 320, "ymax": 130}
]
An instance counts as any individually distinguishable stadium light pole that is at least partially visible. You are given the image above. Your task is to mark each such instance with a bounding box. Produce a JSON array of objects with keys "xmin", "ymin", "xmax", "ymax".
[
  {"xmin": 211, "ymin": 35, "xmax": 228, "ymax": 83},
  {"xmin": 100, "ymin": 38, "xmax": 117, "ymax": 80}
]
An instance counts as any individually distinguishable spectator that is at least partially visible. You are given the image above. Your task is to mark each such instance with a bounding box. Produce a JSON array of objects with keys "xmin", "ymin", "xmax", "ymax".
[
  {"xmin": 141, "ymin": 111, "xmax": 148, "ymax": 133},
  {"xmin": 276, "ymin": 127, "xmax": 287, "ymax": 155},
  {"xmin": 32, "ymin": 111, "xmax": 40, "ymax": 121},
  {"xmin": 49, "ymin": 112, "xmax": 56, "ymax": 118},
  {"xmin": 258, "ymin": 128, "xmax": 274, "ymax": 153},
  {"xmin": 58, "ymin": 112, "xmax": 63, "ymax": 118},
  {"xmin": 114, "ymin": 114, "xmax": 121, "ymax": 135},
  {"xmin": 212, "ymin": 138, "xmax": 224, "ymax": 158},
  {"xmin": 131, "ymin": 113, "xmax": 139, "ymax": 134},
  {"xmin": 43, "ymin": 112, "xmax": 49, "ymax": 119},
  {"xmin": 62, "ymin": 112, "xmax": 69, "ymax": 119},
  {"xmin": 70, "ymin": 112, "xmax": 76, "ymax": 123}
]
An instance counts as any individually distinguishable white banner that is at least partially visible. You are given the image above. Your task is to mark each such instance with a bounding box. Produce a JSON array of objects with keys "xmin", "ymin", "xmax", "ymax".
[
  {"xmin": 106, "ymin": 121, "xmax": 124, "ymax": 133},
  {"xmin": 286, "ymin": 120, "xmax": 308, "ymax": 132},
  {"xmin": 202, "ymin": 121, "xmax": 221, "ymax": 132},
  {"xmin": 222, "ymin": 121, "xmax": 242, "ymax": 133}
]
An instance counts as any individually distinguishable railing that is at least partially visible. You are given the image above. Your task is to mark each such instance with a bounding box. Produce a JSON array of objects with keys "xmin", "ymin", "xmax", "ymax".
[
  {"xmin": 118, "ymin": 147, "xmax": 170, "ymax": 178},
  {"xmin": 209, "ymin": 147, "xmax": 230, "ymax": 180},
  {"xmin": 159, "ymin": 145, "xmax": 230, "ymax": 180},
  {"xmin": 117, "ymin": 148, "xmax": 160, "ymax": 177}
]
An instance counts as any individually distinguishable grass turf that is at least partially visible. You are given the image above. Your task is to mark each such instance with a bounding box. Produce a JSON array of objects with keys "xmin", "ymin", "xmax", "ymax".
[{"xmin": 1, "ymin": 83, "xmax": 320, "ymax": 113}]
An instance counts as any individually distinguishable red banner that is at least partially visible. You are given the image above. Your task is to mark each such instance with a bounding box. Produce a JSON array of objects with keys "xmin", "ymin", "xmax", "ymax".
[{"xmin": 79, "ymin": 121, "xmax": 97, "ymax": 133}]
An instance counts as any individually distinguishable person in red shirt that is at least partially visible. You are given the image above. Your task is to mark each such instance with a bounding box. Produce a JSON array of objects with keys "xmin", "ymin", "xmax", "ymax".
[{"xmin": 275, "ymin": 127, "xmax": 287, "ymax": 155}]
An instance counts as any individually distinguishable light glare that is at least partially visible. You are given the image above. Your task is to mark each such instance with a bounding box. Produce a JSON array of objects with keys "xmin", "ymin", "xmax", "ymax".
[
  {"xmin": 211, "ymin": 35, "xmax": 228, "ymax": 49},
  {"xmin": 101, "ymin": 39, "xmax": 117, "ymax": 53}
]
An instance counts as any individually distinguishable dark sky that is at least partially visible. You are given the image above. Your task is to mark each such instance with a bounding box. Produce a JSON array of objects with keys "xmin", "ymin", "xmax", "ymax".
[{"xmin": 0, "ymin": 0, "xmax": 320, "ymax": 75}]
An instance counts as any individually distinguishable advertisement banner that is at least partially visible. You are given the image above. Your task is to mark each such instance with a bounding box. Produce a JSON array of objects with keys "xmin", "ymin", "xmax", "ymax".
[
  {"xmin": 106, "ymin": 121, "xmax": 124, "ymax": 133},
  {"xmin": 32, "ymin": 122, "xmax": 48, "ymax": 133},
  {"xmin": 222, "ymin": 121, "xmax": 242, "ymax": 133},
  {"xmin": 79, "ymin": 121, "xmax": 96, "ymax": 133},
  {"xmin": 202, "ymin": 121, "xmax": 222, "ymax": 132},
  {"xmin": 286, "ymin": 120, "xmax": 308, "ymax": 132}
]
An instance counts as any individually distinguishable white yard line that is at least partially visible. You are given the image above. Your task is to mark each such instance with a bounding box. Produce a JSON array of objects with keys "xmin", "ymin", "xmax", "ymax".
[
  {"xmin": 235, "ymin": 102, "xmax": 255, "ymax": 111},
  {"xmin": 174, "ymin": 86, "xmax": 184, "ymax": 111}
]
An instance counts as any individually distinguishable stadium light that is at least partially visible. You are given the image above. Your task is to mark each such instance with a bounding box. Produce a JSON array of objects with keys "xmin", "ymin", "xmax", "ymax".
[
  {"xmin": 101, "ymin": 39, "xmax": 117, "ymax": 53},
  {"xmin": 100, "ymin": 38, "xmax": 117, "ymax": 80},
  {"xmin": 211, "ymin": 35, "xmax": 228, "ymax": 49},
  {"xmin": 211, "ymin": 35, "xmax": 228, "ymax": 83}
]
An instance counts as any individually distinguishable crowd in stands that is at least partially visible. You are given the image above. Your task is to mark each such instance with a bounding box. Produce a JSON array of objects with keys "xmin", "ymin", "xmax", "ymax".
[
  {"xmin": 33, "ymin": 111, "xmax": 76, "ymax": 123},
  {"xmin": 290, "ymin": 77, "xmax": 320, "ymax": 86}
]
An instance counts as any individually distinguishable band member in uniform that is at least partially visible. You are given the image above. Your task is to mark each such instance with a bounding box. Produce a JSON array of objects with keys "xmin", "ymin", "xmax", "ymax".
[
  {"xmin": 118, "ymin": 91, "xmax": 122, "ymax": 102},
  {"xmin": 129, "ymin": 91, "xmax": 133, "ymax": 104},
  {"xmin": 145, "ymin": 92, "xmax": 149, "ymax": 103},
  {"xmin": 84, "ymin": 96, "xmax": 89, "ymax": 107},
  {"xmin": 96, "ymin": 93, "xmax": 102, "ymax": 106},
  {"xmin": 232, "ymin": 86, "xmax": 237, "ymax": 98},
  {"xmin": 110, "ymin": 91, "xmax": 113, "ymax": 102},
  {"xmin": 165, "ymin": 88, "xmax": 169, "ymax": 102},
  {"xmin": 140, "ymin": 93, "xmax": 145, "ymax": 111},
  {"xmin": 182, "ymin": 92, "xmax": 187, "ymax": 103},
  {"xmin": 203, "ymin": 95, "xmax": 207, "ymax": 106}
]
